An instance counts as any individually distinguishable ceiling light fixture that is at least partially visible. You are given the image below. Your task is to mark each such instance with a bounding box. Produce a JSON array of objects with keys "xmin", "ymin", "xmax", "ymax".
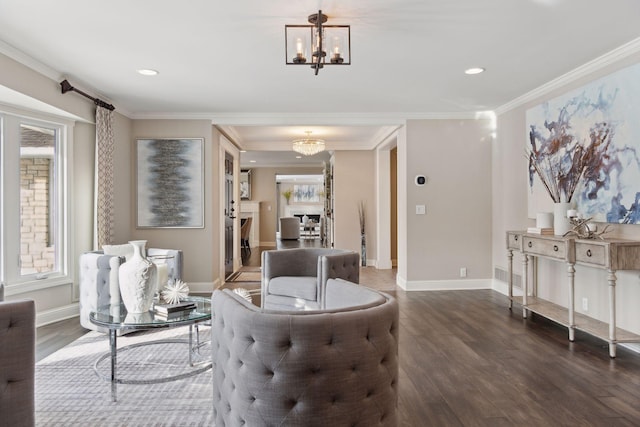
[
  {"xmin": 137, "ymin": 69, "xmax": 159, "ymax": 76},
  {"xmin": 465, "ymin": 67, "xmax": 485, "ymax": 75},
  {"xmin": 285, "ymin": 10, "xmax": 351, "ymax": 75},
  {"xmin": 292, "ymin": 131, "xmax": 325, "ymax": 156}
]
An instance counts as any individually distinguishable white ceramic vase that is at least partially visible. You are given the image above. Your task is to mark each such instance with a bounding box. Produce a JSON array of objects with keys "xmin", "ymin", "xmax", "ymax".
[
  {"xmin": 118, "ymin": 240, "xmax": 158, "ymax": 313},
  {"xmin": 553, "ymin": 202, "xmax": 573, "ymax": 236}
]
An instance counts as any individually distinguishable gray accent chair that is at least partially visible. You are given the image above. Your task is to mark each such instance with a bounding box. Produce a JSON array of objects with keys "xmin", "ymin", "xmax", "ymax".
[
  {"xmin": 279, "ymin": 216, "xmax": 301, "ymax": 240},
  {"xmin": 0, "ymin": 299, "xmax": 36, "ymax": 427},
  {"xmin": 211, "ymin": 280, "xmax": 399, "ymax": 426},
  {"xmin": 261, "ymin": 248, "xmax": 360, "ymax": 310},
  {"xmin": 79, "ymin": 248, "xmax": 183, "ymax": 332}
]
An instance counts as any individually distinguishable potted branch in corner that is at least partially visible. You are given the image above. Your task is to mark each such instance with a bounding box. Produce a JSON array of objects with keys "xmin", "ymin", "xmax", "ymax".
[{"xmin": 358, "ymin": 201, "xmax": 366, "ymax": 267}]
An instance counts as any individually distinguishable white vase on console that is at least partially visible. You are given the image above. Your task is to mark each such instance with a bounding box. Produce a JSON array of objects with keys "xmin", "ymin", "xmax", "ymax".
[
  {"xmin": 553, "ymin": 202, "xmax": 573, "ymax": 236},
  {"xmin": 118, "ymin": 240, "xmax": 158, "ymax": 313}
]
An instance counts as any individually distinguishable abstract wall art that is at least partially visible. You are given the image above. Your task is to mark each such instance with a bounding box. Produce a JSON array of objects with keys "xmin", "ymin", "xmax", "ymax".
[
  {"xmin": 526, "ymin": 62, "xmax": 640, "ymax": 224},
  {"xmin": 293, "ymin": 184, "xmax": 321, "ymax": 203},
  {"xmin": 136, "ymin": 138, "xmax": 204, "ymax": 228}
]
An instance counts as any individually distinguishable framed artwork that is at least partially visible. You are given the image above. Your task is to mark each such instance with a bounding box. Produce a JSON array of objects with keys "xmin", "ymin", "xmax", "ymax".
[
  {"xmin": 136, "ymin": 138, "xmax": 204, "ymax": 228},
  {"xmin": 240, "ymin": 169, "xmax": 251, "ymax": 200},
  {"xmin": 526, "ymin": 62, "xmax": 640, "ymax": 224},
  {"xmin": 293, "ymin": 184, "xmax": 321, "ymax": 203}
]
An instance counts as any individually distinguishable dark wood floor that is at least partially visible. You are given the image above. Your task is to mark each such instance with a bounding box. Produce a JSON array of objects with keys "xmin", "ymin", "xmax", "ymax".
[{"xmin": 37, "ymin": 242, "xmax": 640, "ymax": 425}]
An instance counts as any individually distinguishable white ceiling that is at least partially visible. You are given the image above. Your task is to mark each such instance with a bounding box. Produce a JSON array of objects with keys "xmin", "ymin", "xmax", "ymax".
[{"xmin": 1, "ymin": 0, "xmax": 640, "ymax": 166}]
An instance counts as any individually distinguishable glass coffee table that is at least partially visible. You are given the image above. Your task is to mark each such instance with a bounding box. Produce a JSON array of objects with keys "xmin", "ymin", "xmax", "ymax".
[{"xmin": 89, "ymin": 296, "xmax": 211, "ymax": 402}]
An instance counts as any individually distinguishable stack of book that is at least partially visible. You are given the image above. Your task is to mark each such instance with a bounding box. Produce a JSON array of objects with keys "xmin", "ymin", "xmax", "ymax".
[
  {"xmin": 526, "ymin": 227, "xmax": 554, "ymax": 235},
  {"xmin": 153, "ymin": 301, "xmax": 196, "ymax": 320}
]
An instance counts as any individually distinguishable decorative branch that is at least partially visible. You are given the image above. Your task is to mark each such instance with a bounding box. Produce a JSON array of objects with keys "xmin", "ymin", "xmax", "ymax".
[{"xmin": 358, "ymin": 200, "xmax": 365, "ymax": 235}]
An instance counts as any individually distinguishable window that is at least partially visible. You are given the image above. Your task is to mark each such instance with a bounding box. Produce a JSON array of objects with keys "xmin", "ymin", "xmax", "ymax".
[
  {"xmin": 1, "ymin": 110, "xmax": 70, "ymax": 289},
  {"xmin": 20, "ymin": 123, "xmax": 58, "ymax": 275}
]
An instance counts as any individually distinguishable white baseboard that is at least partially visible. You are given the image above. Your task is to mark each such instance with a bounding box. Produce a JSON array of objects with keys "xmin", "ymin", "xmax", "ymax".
[
  {"xmin": 36, "ymin": 303, "xmax": 79, "ymax": 328},
  {"xmin": 397, "ymin": 275, "xmax": 492, "ymax": 291},
  {"xmin": 491, "ymin": 279, "xmax": 523, "ymax": 297}
]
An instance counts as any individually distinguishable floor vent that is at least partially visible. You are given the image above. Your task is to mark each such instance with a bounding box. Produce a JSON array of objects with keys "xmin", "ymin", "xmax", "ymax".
[{"xmin": 494, "ymin": 267, "xmax": 521, "ymax": 289}]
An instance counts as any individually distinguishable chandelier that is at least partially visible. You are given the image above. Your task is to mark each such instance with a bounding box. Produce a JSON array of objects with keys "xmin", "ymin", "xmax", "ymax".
[
  {"xmin": 285, "ymin": 10, "xmax": 351, "ymax": 75},
  {"xmin": 292, "ymin": 131, "xmax": 326, "ymax": 156}
]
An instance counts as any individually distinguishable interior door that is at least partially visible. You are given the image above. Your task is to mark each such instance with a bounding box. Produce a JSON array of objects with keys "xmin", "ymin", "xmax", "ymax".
[{"xmin": 224, "ymin": 153, "xmax": 235, "ymax": 279}]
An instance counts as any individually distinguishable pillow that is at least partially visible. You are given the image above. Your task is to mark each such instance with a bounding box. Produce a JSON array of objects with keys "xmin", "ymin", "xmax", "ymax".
[{"xmin": 102, "ymin": 243, "xmax": 135, "ymax": 261}]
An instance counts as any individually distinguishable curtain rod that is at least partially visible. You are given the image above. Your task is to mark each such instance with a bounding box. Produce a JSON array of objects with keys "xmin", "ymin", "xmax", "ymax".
[{"xmin": 59, "ymin": 79, "xmax": 115, "ymax": 111}]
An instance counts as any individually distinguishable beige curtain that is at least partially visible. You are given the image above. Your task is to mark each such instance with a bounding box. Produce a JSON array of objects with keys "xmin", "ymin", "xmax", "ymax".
[{"xmin": 94, "ymin": 106, "xmax": 115, "ymax": 249}]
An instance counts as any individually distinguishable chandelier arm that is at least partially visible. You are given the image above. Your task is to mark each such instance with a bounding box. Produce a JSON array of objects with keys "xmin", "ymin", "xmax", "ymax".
[{"xmin": 315, "ymin": 10, "xmax": 323, "ymax": 75}]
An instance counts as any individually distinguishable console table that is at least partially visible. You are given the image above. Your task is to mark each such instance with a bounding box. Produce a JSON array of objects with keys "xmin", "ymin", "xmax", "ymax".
[{"xmin": 506, "ymin": 231, "xmax": 640, "ymax": 358}]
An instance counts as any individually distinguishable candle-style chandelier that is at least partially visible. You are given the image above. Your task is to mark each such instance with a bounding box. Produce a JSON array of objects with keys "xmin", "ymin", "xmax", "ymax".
[{"xmin": 285, "ymin": 10, "xmax": 351, "ymax": 75}]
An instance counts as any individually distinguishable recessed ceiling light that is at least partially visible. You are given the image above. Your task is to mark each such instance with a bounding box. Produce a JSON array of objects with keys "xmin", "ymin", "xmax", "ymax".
[
  {"xmin": 296, "ymin": 156, "xmax": 302, "ymax": 159},
  {"xmin": 464, "ymin": 67, "xmax": 485, "ymax": 75},
  {"xmin": 137, "ymin": 69, "xmax": 159, "ymax": 76},
  {"xmin": 249, "ymin": 160, "xmax": 256, "ymax": 163}
]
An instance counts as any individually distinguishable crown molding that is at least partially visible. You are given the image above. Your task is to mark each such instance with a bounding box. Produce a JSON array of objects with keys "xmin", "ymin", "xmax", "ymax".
[
  {"xmin": 495, "ymin": 37, "xmax": 640, "ymax": 115},
  {"xmin": 129, "ymin": 111, "xmax": 479, "ymax": 124},
  {"xmin": 0, "ymin": 39, "xmax": 61, "ymax": 82}
]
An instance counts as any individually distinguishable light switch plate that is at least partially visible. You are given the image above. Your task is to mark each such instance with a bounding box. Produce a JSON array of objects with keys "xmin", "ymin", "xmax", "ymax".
[{"xmin": 416, "ymin": 205, "xmax": 426, "ymax": 215}]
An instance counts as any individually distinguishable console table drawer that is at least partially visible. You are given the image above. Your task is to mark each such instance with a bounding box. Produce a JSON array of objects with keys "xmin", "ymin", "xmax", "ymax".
[
  {"xmin": 507, "ymin": 232, "xmax": 521, "ymax": 250},
  {"xmin": 522, "ymin": 236, "xmax": 567, "ymax": 260},
  {"xmin": 575, "ymin": 242, "xmax": 607, "ymax": 267}
]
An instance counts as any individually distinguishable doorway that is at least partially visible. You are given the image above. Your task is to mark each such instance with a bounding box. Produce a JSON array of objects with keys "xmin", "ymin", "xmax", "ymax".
[
  {"xmin": 275, "ymin": 173, "xmax": 327, "ymax": 244},
  {"xmin": 224, "ymin": 152, "xmax": 236, "ymax": 279}
]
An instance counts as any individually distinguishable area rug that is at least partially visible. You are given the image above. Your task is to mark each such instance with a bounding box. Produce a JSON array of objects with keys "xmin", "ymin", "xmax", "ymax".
[{"xmin": 35, "ymin": 327, "xmax": 213, "ymax": 426}]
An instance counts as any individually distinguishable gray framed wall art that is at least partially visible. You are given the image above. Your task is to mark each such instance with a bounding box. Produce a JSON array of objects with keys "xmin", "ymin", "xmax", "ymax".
[
  {"xmin": 240, "ymin": 169, "xmax": 251, "ymax": 200},
  {"xmin": 136, "ymin": 138, "xmax": 204, "ymax": 228}
]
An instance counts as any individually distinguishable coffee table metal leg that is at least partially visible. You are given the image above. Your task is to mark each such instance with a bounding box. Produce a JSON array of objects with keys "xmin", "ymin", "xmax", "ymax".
[
  {"xmin": 188, "ymin": 325, "xmax": 193, "ymax": 366},
  {"xmin": 110, "ymin": 329, "xmax": 117, "ymax": 402}
]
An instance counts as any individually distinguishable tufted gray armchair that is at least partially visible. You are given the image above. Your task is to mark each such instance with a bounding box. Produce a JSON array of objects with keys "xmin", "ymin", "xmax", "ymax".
[
  {"xmin": 211, "ymin": 281, "xmax": 399, "ymax": 426},
  {"xmin": 0, "ymin": 299, "xmax": 35, "ymax": 426},
  {"xmin": 261, "ymin": 248, "xmax": 360, "ymax": 310}
]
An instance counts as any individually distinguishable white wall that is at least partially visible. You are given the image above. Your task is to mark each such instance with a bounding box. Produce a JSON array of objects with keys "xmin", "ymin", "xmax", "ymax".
[
  {"xmin": 399, "ymin": 119, "xmax": 494, "ymax": 289},
  {"xmin": 130, "ymin": 120, "xmax": 221, "ymax": 292},
  {"xmin": 493, "ymin": 52, "xmax": 640, "ymax": 334},
  {"xmin": 333, "ymin": 151, "xmax": 376, "ymax": 262}
]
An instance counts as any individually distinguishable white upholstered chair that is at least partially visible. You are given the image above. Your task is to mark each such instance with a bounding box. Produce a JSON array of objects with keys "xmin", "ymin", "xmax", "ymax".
[
  {"xmin": 79, "ymin": 247, "xmax": 183, "ymax": 332},
  {"xmin": 279, "ymin": 216, "xmax": 301, "ymax": 240}
]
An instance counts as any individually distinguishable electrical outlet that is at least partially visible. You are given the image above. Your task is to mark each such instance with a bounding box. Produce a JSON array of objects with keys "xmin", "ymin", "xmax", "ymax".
[
  {"xmin": 582, "ymin": 297, "xmax": 588, "ymax": 311},
  {"xmin": 460, "ymin": 267, "xmax": 467, "ymax": 278}
]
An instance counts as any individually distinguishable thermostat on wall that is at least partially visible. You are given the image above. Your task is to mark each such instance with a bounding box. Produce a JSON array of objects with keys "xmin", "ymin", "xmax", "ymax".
[{"xmin": 415, "ymin": 175, "xmax": 427, "ymax": 186}]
